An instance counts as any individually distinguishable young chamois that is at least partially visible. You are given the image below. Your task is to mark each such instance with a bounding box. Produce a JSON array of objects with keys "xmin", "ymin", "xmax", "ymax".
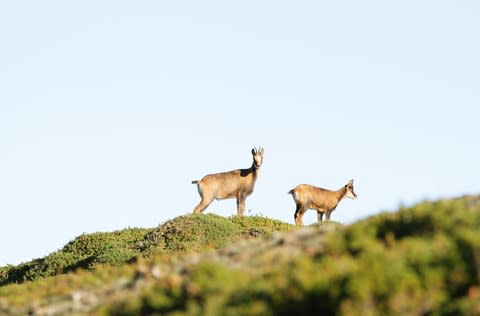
[
  {"xmin": 192, "ymin": 147, "xmax": 264, "ymax": 216},
  {"xmin": 289, "ymin": 179, "xmax": 357, "ymax": 225}
]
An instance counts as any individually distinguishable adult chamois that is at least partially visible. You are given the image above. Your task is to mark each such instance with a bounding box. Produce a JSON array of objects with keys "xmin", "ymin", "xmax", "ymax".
[
  {"xmin": 289, "ymin": 179, "xmax": 357, "ymax": 225},
  {"xmin": 192, "ymin": 147, "xmax": 264, "ymax": 216}
]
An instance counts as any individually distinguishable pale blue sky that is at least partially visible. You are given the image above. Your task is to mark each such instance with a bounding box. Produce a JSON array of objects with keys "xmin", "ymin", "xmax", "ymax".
[{"xmin": 1, "ymin": 1, "xmax": 479, "ymax": 266}]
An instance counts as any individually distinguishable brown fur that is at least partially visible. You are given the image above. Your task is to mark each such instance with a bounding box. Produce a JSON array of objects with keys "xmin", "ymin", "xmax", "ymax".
[
  {"xmin": 289, "ymin": 179, "xmax": 356, "ymax": 225},
  {"xmin": 192, "ymin": 147, "xmax": 264, "ymax": 216}
]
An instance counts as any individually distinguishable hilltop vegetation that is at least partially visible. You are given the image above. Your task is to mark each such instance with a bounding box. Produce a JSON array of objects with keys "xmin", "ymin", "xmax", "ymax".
[
  {"xmin": 0, "ymin": 214, "xmax": 293, "ymax": 287},
  {"xmin": 1, "ymin": 195, "xmax": 480, "ymax": 315}
]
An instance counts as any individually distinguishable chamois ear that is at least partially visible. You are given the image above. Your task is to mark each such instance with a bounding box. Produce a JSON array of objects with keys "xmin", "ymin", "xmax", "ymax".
[
  {"xmin": 348, "ymin": 179, "xmax": 354, "ymax": 185},
  {"xmin": 259, "ymin": 147, "xmax": 264, "ymax": 155},
  {"xmin": 251, "ymin": 148, "xmax": 257, "ymax": 155}
]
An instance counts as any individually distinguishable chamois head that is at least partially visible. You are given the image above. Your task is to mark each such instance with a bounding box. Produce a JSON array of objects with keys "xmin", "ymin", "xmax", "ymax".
[
  {"xmin": 251, "ymin": 147, "xmax": 264, "ymax": 169},
  {"xmin": 345, "ymin": 179, "xmax": 357, "ymax": 199}
]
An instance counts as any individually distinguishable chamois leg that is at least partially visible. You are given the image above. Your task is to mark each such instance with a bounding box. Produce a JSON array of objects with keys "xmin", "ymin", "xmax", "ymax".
[
  {"xmin": 236, "ymin": 194, "xmax": 247, "ymax": 216},
  {"xmin": 325, "ymin": 211, "xmax": 331, "ymax": 221},
  {"xmin": 294, "ymin": 203, "xmax": 307, "ymax": 225},
  {"xmin": 317, "ymin": 211, "xmax": 324, "ymax": 223},
  {"xmin": 193, "ymin": 194, "xmax": 214, "ymax": 214},
  {"xmin": 193, "ymin": 183, "xmax": 213, "ymax": 214}
]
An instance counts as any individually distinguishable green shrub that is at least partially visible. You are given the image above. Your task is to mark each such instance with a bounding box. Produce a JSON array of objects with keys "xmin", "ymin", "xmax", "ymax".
[
  {"xmin": 141, "ymin": 214, "xmax": 239, "ymax": 253},
  {"xmin": 0, "ymin": 228, "xmax": 152, "ymax": 285}
]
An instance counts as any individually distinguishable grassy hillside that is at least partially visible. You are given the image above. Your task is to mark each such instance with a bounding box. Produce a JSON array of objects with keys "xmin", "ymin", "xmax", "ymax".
[
  {"xmin": 1, "ymin": 196, "xmax": 480, "ymax": 315},
  {"xmin": 0, "ymin": 214, "xmax": 293, "ymax": 287}
]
